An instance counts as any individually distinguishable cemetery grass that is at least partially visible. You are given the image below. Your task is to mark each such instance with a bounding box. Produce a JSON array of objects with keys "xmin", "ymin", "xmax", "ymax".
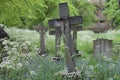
[{"xmin": 0, "ymin": 27, "xmax": 120, "ymax": 80}]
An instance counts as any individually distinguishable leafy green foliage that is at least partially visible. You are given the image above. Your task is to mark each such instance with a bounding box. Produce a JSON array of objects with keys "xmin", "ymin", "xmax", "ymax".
[
  {"xmin": 71, "ymin": 0, "xmax": 96, "ymax": 27},
  {"xmin": 0, "ymin": 0, "xmax": 96, "ymax": 28},
  {"xmin": 0, "ymin": 0, "xmax": 47, "ymax": 28},
  {"xmin": 103, "ymin": 0, "xmax": 120, "ymax": 28}
]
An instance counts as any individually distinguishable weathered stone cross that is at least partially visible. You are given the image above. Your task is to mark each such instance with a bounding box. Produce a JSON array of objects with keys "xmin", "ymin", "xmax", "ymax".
[
  {"xmin": 35, "ymin": 24, "xmax": 47, "ymax": 56},
  {"xmin": 48, "ymin": 3, "xmax": 82, "ymax": 72}
]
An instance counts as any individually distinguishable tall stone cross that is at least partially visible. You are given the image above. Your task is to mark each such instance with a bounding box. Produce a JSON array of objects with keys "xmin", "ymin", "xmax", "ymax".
[{"xmin": 48, "ymin": 3, "xmax": 82, "ymax": 72}]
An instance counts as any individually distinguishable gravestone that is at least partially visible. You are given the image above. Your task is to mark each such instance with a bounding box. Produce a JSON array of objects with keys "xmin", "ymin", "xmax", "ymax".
[
  {"xmin": 93, "ymin": 39, "xmax": 113, "ymax": 58},
  {"xmin": 49, "ymin": 6, "xmax": 82, "ymax": 60},
  {"xmin": 0, "ymin": 24, "xmax": 9, "ymax": 63},
  {"xmin": 48, "ymin": 2, "xmax": 82, "ymax": 78},
  {"xmin": 35, "ymin": 24, "xmax": 47, "ymax": 56},
  {"xmin": 87, "ymin": 0, "xmax": 110, "ymax": 33}
]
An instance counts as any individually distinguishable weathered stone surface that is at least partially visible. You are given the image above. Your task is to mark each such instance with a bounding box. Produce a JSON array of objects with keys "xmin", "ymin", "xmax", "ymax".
[
  {"xmin": 93, "ymin": 39, "xmax": 113, "ymax": 58},
  {"xmin": 35, "ymin": 24, "xmax": 47, "ymax": 56}
]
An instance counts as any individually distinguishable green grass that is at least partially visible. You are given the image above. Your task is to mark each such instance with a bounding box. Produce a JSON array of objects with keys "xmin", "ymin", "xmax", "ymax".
[{"xmin": 0, "ymin": 27, "xmax": 120, "ymax": 80}]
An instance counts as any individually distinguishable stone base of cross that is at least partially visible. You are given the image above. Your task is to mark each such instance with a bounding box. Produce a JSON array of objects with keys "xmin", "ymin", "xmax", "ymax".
[{"xmin": 54, "ymin": 69, "xmax": 81, "ymax": 80}]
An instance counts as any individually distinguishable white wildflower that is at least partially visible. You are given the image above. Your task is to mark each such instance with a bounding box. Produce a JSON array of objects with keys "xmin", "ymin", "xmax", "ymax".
[
  {"xmin": 11, "ymin": 48, "xmax": 17, "ymax": 53},
  {"xmin": 7, "ymin": 51, "xmax": 12, "ymax": 55},
  {"xmin": 0, "ymin": 60, "xmax": 13, "ymax": 68},
  {"xmin": 6, "ymin": 65, "xmax": 13, "ymax": 69},
  {"xmin": 107, "ymin": 77, "xmax": 113, "ymax": 80},
  {"xmin": 3, "ymin": 45, "xmax": 9, "ymax": 51},
  {"xmin": 103, "ymin": 56, "xmax": 112, "ymax": 61},
  {"xmin": 96, "ymin": 63, "xmax": 102, "ymax": 67},
  {"xmin": 25, "ymin": 41, "xmax": 31, "ymax": 46},
  {"xmin": 89, "ymin": 65, "xmax": 94, "ymax": 70},
  {"xmin": 25, "ymin": 61, "xmax": 29, "ymax": 65},
  {"xmin": 109, "ymin": 63, "xmax": 115, "ymax": 69},
  {"xmin": 17, "ymin": 63, "xmax": 23, "ymax": 69},
  {"xmin": 2, "ymin": 39, "xmax": 8, "ymax": 45},
  {"xmin": 30, "ymin": 71, "xmax": 37, "ymax": 75},
  {"xmin": 9, "ymin": 41, "xmax": 14, "ymax": 46}
]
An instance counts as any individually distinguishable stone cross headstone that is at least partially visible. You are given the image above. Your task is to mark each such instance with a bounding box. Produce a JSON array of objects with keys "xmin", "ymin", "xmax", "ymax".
[
  {"xmin": 93, "ymin": 39, "xmax": 113, "ymax": 58},
  {"xmin": 35, "ymin": 24, "xmax": 47, "ymax": 56},
  {"xmin": 87, "ymin": 0, "xmax": 110, "ymax": 33},
  {"xmin": 49, "ymin": 7, "xmax": 82, "ymax": 60},
  {"xmin": 49, "ymin": 3, "xmax": 82, "ymax": 73}
]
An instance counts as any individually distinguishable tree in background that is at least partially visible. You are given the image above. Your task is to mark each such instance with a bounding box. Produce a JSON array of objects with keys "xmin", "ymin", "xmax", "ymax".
[
  {"xmin": 71, "ymin": 0, "xmax": 96, "ymax": 27},
  {"xmin": 0, "ymin": 0, "xmax": 49, "ymax": 28},
  {"xmin": 103, "ymin": 0, "xmax": 120, "ymax": 28},
  {"xmin": 0, "ymin": 0, "xmax": 96, "ymax": 29}
]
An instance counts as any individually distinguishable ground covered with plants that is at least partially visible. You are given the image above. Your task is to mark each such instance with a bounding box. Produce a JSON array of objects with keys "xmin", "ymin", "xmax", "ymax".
[{"xmin": 0, "ymin": 27, "xmax": 120, "ymax": 80}]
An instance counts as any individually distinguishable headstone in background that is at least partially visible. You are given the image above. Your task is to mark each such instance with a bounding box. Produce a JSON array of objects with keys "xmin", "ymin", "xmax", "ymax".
[
  {"xmin": 87, "ymin": 0, "xmax": 110, "ymax": 33},
  {"xmin": 35, "ymin": 24, "xmax": 47, "ymax": 57},
  {"xmin": 93, "ymin": 39, "xmax": 113, "ymax": 58}
]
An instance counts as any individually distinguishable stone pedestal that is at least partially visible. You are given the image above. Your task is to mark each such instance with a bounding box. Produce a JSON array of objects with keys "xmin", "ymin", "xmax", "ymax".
[{"xmin": 93, "ymin": 39, "xmax": 113, "ymax": 58}]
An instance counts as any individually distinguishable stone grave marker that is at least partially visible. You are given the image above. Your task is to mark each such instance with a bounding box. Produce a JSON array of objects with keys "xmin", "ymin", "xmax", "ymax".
[
  {"xmin": 87, "ymin": 0, "xmax": 110, "ymax": 33},
  {"xmin": 49, "ymin": 6, "xmax": 82, "ymax": 60},
  {"xmin": 93, "ymin": 39, "xmax": 113, "ymax": 58},
  {"xmin": 0, "ymin": 24, "xmax": 9, "ymax": 63},
  {"xmin": 35, "ymin": 24, "xmax": 47, "ymax": 56},
  {"xmin": 48, "ymin": 2, "xmax": 82, "ymax": 78}
]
